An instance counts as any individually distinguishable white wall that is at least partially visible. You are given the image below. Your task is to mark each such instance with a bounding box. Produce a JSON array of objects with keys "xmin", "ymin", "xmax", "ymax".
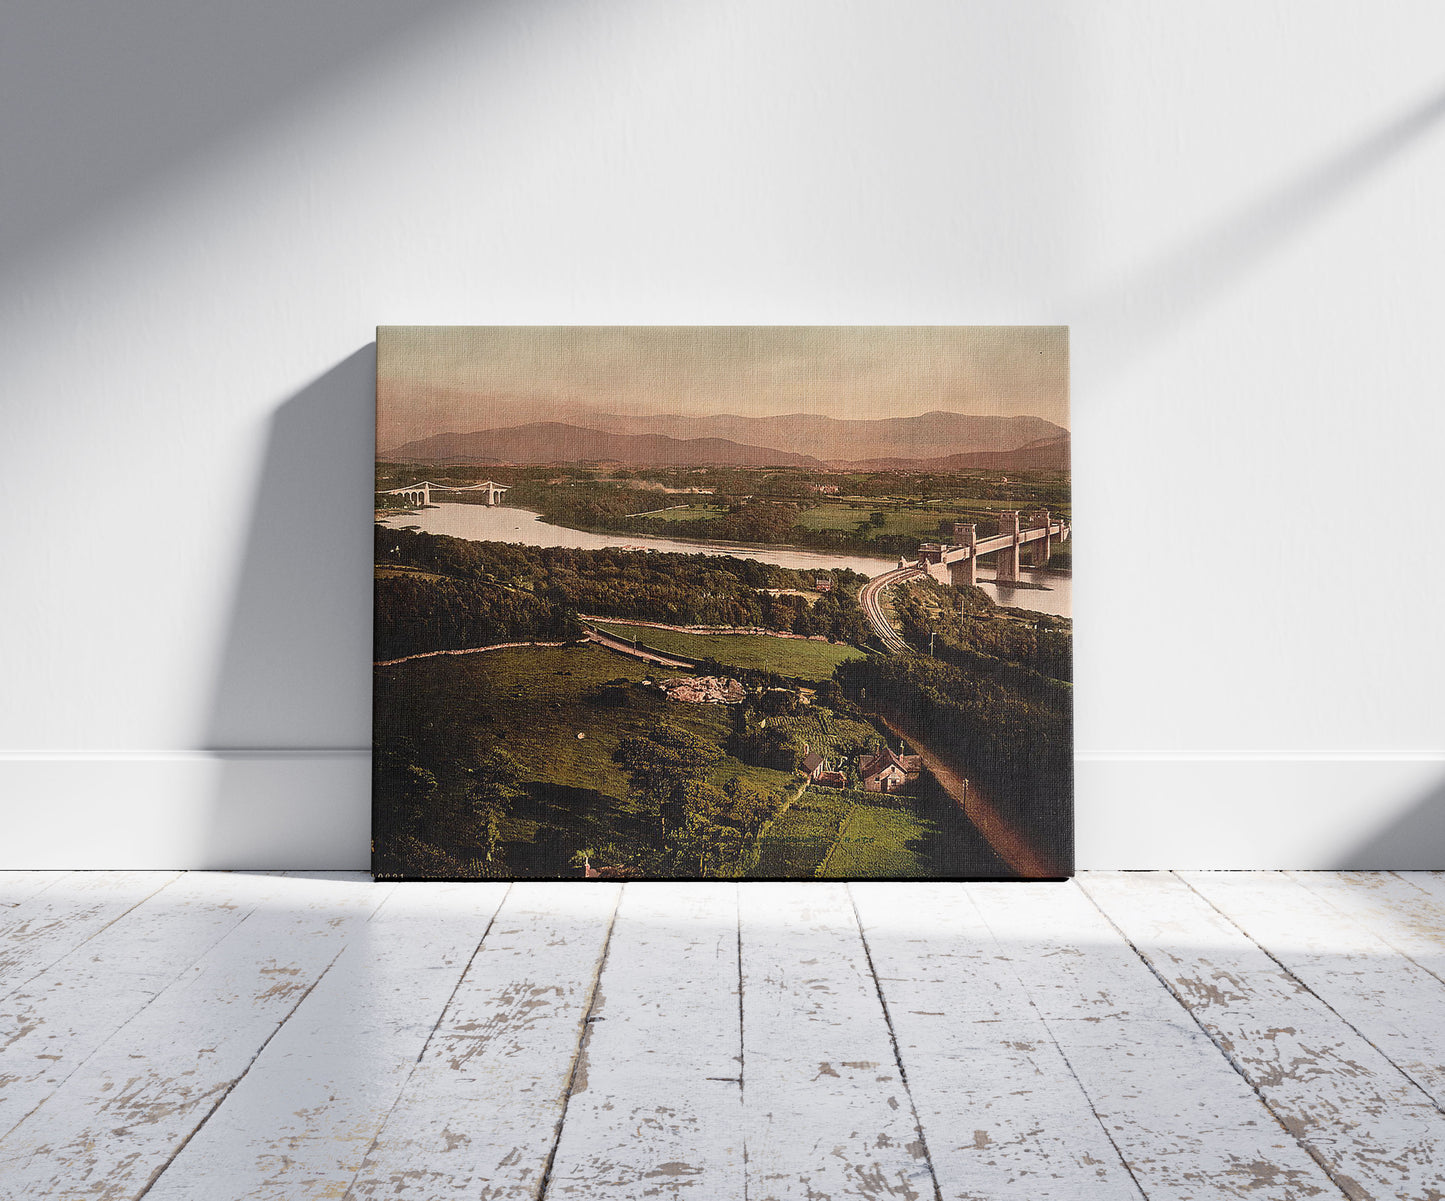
[{"xmin": 3, "ymin": 1, "xmax": 1443, "ymax": 869}]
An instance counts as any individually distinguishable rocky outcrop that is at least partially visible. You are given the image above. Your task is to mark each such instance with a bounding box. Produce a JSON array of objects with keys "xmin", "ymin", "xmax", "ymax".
[{"xmin": 659, "ymin": 676, "xmax": 747, "ymax": 704}]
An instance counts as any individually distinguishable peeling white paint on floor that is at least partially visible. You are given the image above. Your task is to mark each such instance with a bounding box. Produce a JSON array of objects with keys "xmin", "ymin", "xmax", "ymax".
[{"xmin": 1, "ymin": 871, "xmax": 1443, "ymax": 1199}]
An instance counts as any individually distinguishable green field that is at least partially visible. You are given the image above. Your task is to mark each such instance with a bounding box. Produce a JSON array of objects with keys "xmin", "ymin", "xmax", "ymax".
[
  {"xmin": 377, "ymin": 644, "xmax": 790, "ymax": 798},
  {"xmin": 820, "ymin": 803, "xmax": 936, "ymax": 876},
  {"xmin": 375, "ymin": 645, "xmax": 796, "ymax": 875},
  {"xmin": 642, "ymin": 503, "xmax": 726, "ymax": 522},
  {"xmin": 797, "ymin": 499, "xmax": 1070, "ymax": 542},
  {"xmin": 748, "ymin": 787, "xmax": 937, "ymax": 878},
  {"xmin": 374, "ymin": 565, "xmax": 451, "ymax": 582},
  {"xmin": 796, "ymin": 503, "xmax": 957, "ymax": 538},
  {"xmin": 375, "ymin": 643, "xmax": 1006, "ymax": 880},
  {"xmin": 641, "ymin": 497, "xmax": 1070, "ymax": 546},
  {"xmin": 590, "ymin": 622, "xmax": 865, "ymax": 681}
]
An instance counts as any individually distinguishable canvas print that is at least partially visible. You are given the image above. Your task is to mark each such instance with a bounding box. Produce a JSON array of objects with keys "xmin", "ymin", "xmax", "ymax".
[{"xmin": 374, "ymin": 327, "xmax": 1071, "ymax": 880}]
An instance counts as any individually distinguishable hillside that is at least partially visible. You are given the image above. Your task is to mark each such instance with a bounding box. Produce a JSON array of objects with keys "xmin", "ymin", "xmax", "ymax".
[
  {"xmin": 385, "ymin": 422, "xmax": 829, "ymax": 467},
  {"xmin": 385, "ymin": 406, "xmax": 1067, "ymax": 463},
  {"xmin": 599, "ymin": 410, "xmax": 1066, "ymax": 460},
  {"xmin": 838, "ymin": 435, "xmax": 1070, "ymax": 472}
]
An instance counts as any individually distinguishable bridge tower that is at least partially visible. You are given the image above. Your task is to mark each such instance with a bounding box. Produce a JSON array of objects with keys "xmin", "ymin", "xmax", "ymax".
[
  {"xmin": 917, "ymin": 542, "xmax": 948, "ymax": 583},
  {"xmin": 996, "ymin": 510, "xmax": 1022, "ymax": 582},
  {"xmin": 1027, "ymin": 508, "xmax": 1052, "ymax": 566},
  {"xmin": 948, "ymin": 522, "xmax": 978, "ymax": 587}
]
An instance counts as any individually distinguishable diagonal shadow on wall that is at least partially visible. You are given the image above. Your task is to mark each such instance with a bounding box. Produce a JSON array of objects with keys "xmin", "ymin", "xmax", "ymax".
[
  {"xmin": 1076, "ymin": 82, "xmax": 1445, "ymax": 381},
  {"xmin": 0, "ymin": 1, "xmax": 478, "ymax": 281},
  {"xmin": 1335, "ymin": 771, "xmax": 1445, "ymax": 871}
]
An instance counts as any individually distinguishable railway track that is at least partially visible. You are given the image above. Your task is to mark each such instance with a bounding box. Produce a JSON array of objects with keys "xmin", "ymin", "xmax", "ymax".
[{"xmin": 857, "ymin": 565, "xmax": 922, "ymax": 654}]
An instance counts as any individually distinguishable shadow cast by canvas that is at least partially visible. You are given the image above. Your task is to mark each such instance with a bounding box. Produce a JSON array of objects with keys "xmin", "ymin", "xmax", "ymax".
[{"xmin": 200, "ymin": 346, "xmax": 376, "ymax": 867}]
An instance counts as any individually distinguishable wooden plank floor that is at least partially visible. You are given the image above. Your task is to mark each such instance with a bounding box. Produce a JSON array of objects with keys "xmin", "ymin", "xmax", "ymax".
[{"xmin": 2, "ymin": 874, "xmax": 1444, "ymax": 1199}]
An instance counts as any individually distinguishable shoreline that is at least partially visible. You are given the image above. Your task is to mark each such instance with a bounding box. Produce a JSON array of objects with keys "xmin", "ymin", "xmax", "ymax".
[
  {"xmin": 376, "ymin": 501, "xmax": 1069, "ymax": 615},
  {"xmin": 376, "ymin": 502, "xmax": 896, "ymax": 573}
]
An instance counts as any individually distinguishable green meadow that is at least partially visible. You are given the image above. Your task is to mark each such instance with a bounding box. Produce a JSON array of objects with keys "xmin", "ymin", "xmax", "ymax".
[
  {"xmin": 747, "ymin": 787, "xmax": 937, "ymax": 878},
  {"xmin": 590, "ymin": 621, "xmax": 865, "ymax": 682}
]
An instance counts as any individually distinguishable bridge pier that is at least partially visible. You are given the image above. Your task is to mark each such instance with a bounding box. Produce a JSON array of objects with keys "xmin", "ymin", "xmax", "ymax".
[
  {"xmin": 1027, "ymin": 509, "xmax": 1052, "ymax": 567},
  {"xmin": 996, "ymin": 510, "xmax": 1021, "ymax": 583},
  {"xmin": 948, "ymin": 522, "xmax": 977, "ymax": 587}
]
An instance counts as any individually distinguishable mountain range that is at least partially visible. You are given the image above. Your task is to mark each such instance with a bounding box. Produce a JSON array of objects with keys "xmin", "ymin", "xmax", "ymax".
[
  {"xmin": 845, "ymin": 436, "xmax": 1071, "ymax": 473},
  {"xmin": 385, "ymin": 423, "xmax": 830, "ymax": 468},
  {"xmin": 574, "ymin": 410, "xmax": 1066, "ymax": 461},
  {"xmin": 382, "ymin": 409, "xmax": 1069, "ymax": 470}
]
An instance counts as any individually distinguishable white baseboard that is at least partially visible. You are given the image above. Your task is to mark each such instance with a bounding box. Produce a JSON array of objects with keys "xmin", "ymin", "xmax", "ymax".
[
  {"xmin": 1077, "ymin": 753, "xmax": 1445, "ymax": 870},
  {"xmin": 0, "ymin": 751, "xmax": 370, "ymax": 870},
  {"xmin": 1, "ymin": 751, "xmax": 1442, "ymax": 871}
]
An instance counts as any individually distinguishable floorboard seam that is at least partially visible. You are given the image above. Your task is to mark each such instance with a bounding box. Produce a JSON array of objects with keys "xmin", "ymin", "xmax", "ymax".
[
  {"xmin": 1286, "ymin": 870, "xmax": 1445, "ymax": 991},
  {"xmin": 338, "ymin": 882, "xmax": 513, "ymax": 1201},
  {"xmin": 735, "ymin": 882, "xmax": 749, "ymax": 1201},
  {"xmin": 133, "ymin": 937, "xmax": 356, "ymax": 1199},
  {"xmin": 1389, "ymin": 871, "xmax": 1442, "ymax": 900},
  {"xmin": 1282, "ymin": 871, "xmax": 1445, "ymax": 990},
  {"xmin": 1078, "ymin": 875, "xmax": 1356, "ymax": 1200},
  {"xmin": 0, "ymin": 872, "xmax": 184, "ymax": 1007},
  {"xmin": 534, "ymin": 883, "xmax": 623, "ymax": 1201},
  {"xmin": 1030, "ymin": 1022, "xmax": 1150, "ymax": 1201},
  {"xmin": 1327, "ymin": 871, "xmax": 1445, "ymax": 991},
  {"xmin": 967, "ymin": 883, "xmax": 1150, "ymax": 1201},
  {"xmin": 846, "ymin": 884, "xmax": 945, "ymax": 1201},
  {"xmin": 1178, "ymin": 872, "xmax": 1445, "ymax": 1119},
  {"xmin": 0, "ymin": 871, "xmax": 67, "ymax": 909},
  {"xmin": 0, "ymin": 885, "xmax": 273, "ymax": 1144},
  {"xmin": 1376, "ymin": 870, "xmax": 1445, "ymax": 987}
]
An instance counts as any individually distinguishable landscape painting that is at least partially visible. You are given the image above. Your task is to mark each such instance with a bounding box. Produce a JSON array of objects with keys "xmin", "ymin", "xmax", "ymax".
[{"xmin": 374, "ymin": 327, "xmax": 1072, "ymax": 880}]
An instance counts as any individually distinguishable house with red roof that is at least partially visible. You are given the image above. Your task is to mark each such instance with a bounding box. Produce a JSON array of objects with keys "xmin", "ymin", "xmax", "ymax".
[{"xmin": 858, "ymin": 746, "xmax": 921, "ymax": 794}]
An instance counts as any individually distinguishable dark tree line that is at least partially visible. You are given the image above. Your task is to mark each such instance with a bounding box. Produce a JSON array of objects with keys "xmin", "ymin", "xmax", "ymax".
[
  {"xmin": 836, "ymin": 653, "xmax": 1071, "ymax": 863},
  {"xmin": 374, "ymin": 574, "xmax": 580, "ymax": 661},
  {"xmin": 372, "ymin": 701, "xmax": 526, "ymax": 879},
  {"xmin": 893, "ymin": 578, "xmax": 1073, "ymax": 684},
  {"xmin": 376, "ymin": 526, "xmax": 871, "ymax": 646}
]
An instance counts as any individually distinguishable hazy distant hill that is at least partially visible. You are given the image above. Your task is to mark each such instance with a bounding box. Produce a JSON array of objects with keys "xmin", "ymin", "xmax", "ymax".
[
  {"xmin": 385, "ymin": 422, "xmax": 830, "ymax": 468},
  {"xmin": 840, "ymin": 435, "xmax": 1070, "ymax": 472},
  {"xmin": 388, "ymin": 400, "xmax": 1067, "ymax": 461},
  {"xmin": 569, "ymin": 409, "xmax": 1065, "ymax": 461}
]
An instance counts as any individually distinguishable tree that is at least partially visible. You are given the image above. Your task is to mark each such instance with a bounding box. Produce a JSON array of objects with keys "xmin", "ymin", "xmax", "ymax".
[
  {"xmin": 612, "ymin": 724, "xmax": 722, "ymax": 841},
  {"xmin": 672, "ymin": 780, "xmax": 743, "ymax": 874},
  {"xmin": 372, "ymin": 740, "xmax": 439, "ymax": 842},
  {"xmin": 726, "ymin": 775, "xmax": 776, "ymax": 839},
  {"xmin": 463, "ymin": 749, "xmax": 524, "ymax": 864}
]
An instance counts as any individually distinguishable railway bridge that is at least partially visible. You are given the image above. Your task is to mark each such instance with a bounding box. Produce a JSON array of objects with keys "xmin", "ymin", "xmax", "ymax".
[
  {"xmin": 861, "ymin": 509, "xmax": 1070, "ymax": 651},
  {"xmin": 913, "ymin": 508, "xmax": 1069, "ymax": 585}
]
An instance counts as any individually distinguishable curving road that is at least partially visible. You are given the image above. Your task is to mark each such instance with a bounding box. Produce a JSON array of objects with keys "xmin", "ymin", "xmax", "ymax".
[
  {"xmin": 858, "ymin": 565, "xmax": 923, "ymax": 653},
  {"xmin": 857, "ymin": 562, "xmax": 1066, "ymax": 877}
]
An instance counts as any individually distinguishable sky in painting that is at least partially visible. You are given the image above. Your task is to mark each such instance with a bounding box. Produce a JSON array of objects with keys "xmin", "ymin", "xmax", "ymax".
[{"xmin": 377, "ymin": 326, "xmax": 1068, "ymax": 449}]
